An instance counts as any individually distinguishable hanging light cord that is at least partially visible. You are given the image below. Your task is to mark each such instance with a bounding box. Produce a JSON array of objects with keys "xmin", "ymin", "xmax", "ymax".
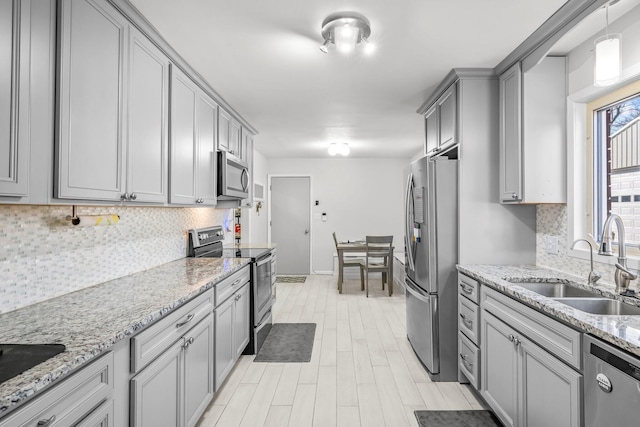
[{"xmin": 605, "ymin": 3, "xmax": 610, "ymax": 38}]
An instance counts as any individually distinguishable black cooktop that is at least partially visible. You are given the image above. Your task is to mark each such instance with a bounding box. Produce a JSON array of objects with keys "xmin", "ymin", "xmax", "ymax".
[{"xmin": 0, "ymin": 343, "xmax": 66, "ymax": 384}]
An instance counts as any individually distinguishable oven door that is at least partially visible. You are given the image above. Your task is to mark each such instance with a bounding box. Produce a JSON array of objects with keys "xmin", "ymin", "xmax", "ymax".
[{"xmin": 253, "ymin": 253, "xmax": 273, "ymax": 324}]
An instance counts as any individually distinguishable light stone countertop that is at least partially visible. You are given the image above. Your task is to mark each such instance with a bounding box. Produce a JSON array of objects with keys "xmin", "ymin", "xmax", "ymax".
[
  {"xmin": 457, "ymin": 264, "xmax": 640, "ymax": 357},
  {"xmin": 0, "ymin": 257, "xmax": 251, "ymax": 415}
]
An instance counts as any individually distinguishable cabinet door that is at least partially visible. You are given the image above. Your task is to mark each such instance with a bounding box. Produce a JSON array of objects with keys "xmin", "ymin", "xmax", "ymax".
[
  {"xmin": 229, "ymin": 117, "xmax": 241, "ymax": 156},
  {"xmin": 130, "ymin": 340, "xmax": 183, "ymax": 427},
  {"xmin": 183, "ymin": 313, "xmax": 215, "ymax": 427},
  {"xmin": 499, "ymin": 62, "xmax": 522, "ymax": 203},
  {"xmin": 127, "ymin": 28, "xmax": 169, "ymax": 203},
  {"xmin": 233, "ymin": 283, "xmax": 251, "ymax": 357},
  {"xmin": 57, "ymin": 0, "xmax": 128, "ymax": 201},
  {"xmin": 0, "ymin": 0, "xmax": 29, "ymax": 197},
  {"xmin": 438, "ymin": 83, "xmax": 457, "ymax": 150},
  {"xmin": 240, "ymin": 128, "xmax": 253, "ymax": 208},
  {"xmin": 519, "ymin": 338, "xmax": 582, "ymax": 427},
  {"xmin": 424, "ymin": 105, "xmax": 438, "ymax": 156},
  {"xmin": 196, "ymin": 93, "xmax": 218, "ymax": 206},
  {"xmin": 217, "ymin": 108, "xmax": 231, "ymax": 152},
  {"xmin": 481, "ymin": 311, "xmax": 517, "ymax": 427},
  {"xmin": 215, "ymin": 295, "xmax": 235, "ymax": 390},
  {"xmin": 169, "ymin": 66, "xmax": 198, "ymax": 205}
]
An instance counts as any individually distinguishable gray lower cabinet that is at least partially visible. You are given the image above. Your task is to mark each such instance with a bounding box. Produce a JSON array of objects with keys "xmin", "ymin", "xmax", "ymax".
[
  {"xmin": 481, "ymin": 301, "xmax": 582, "ymax": 427},
  {"xmin": 215, "ymin": 281, "xmax": 250, "ymax": 389},
  {"xmin": 0, "ymin": 352, "xmax": 113, "ymax": 427},
  {"xmin": 458, "ymin": 273, "xmax": 480, "ymax": 389},
  {"xmin": 0, "ymin": 0, "xmax": 30, "ymax": 197},
  {"xmin": 131, "ymin": 312, "xmax": 215, "ymax": 427},
  {"xmin": 57, "ymin": 0, "xmax": 170, "ymax": 203},
  {"xmin": 169, "ymin": 66, "xmax": 218, "ymax": 206}
]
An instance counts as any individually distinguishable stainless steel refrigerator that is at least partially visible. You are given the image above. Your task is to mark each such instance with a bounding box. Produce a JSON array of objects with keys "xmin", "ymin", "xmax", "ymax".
[{"xmin": 404, "ymin": 155, "xmax": 458, "ymax": 382}]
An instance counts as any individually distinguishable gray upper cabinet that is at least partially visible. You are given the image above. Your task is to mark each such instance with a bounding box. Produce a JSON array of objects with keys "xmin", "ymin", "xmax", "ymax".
[
  {"xmin": 57, "ymin": 0, "xmax": 128, "ymax": 201},
  {"xmin": 499, "ymin": 62, "xmax": 522, "ymax": 203},
  {"xmin": 57, "ymin": 0, "xmax": 171, "ymax": 203},
  {"xmin": 126, "ymin": 27, "xmax": 169, "ymax": 203},
  {"xmin": 239, "ymin": 127, "xmax": 254, "ymax": 208},
  {"xmin": 169, "ymin": 66, "xmax": 218, "ymax": 206},
  {"xmin": 422, "ymin": 83, "xmax": 457, "ymax": 157},
  {"xmin": 499, "ymin": 57, "xmax": 566, "ymax": 204},
  {"xmin": 0, "ymin": 0, "xmax": 30, "ymax": 197},
  {"xmin": 217, "ymin": 108, "xmax": 241, "ymax": 157}
]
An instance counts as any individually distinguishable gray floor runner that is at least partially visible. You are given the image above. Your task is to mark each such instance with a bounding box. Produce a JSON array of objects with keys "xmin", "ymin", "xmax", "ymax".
[
  {"xmin": 414, "ymin": 410, "xmax": 503, "ymax": 427},
  {"xmin": 275, "ymin": 276, "xmax": 307, "ymax": 283},
  {"xmin": 254, "ymin": 323, "xmax": 316, "ymax": 362}
]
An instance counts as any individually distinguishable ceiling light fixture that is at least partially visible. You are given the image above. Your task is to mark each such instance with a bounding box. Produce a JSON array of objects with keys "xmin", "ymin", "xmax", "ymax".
[
  {"xmin": 328, "ymin": 142, "xmax": 350, "ymax": 156},
  {"xmin": 594, "ymin": 2, "xmax": 621, "ymax": 87},
  {"xmin": 319, "ymin": 12, "xmax": 371, "ymax": 55}
]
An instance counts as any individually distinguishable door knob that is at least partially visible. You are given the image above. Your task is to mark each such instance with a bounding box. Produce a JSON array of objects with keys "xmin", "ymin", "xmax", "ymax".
[{"xmin": 304, "ymin": 229, "xmax": 309, "ymax": 235}]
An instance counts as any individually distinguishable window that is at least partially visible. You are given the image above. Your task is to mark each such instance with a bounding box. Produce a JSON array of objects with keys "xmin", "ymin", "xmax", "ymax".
[{"xmin": 592, "ymin": 91, "xmax": 640, "ymax": 246}]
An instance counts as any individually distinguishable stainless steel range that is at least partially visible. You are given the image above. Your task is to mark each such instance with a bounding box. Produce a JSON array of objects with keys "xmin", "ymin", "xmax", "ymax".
[{"xmin": 188, "ymin": 226, "xmax": 273, "ymax": 355}]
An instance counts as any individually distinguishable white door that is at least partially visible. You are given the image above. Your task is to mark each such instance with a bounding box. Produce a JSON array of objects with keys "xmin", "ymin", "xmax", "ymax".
[{"xmin": 270, "ymin": 176, "xmax": 311, "ymax": 275}]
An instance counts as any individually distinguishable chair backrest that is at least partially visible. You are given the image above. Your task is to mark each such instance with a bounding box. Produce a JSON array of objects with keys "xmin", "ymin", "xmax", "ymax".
[
  {"xmin": 365, "ymin": 235, "xmax": 393, "ymax": 262},
  {"xmin": 332, "ymin": 232, "xmax": 339, "ymax": 249}
]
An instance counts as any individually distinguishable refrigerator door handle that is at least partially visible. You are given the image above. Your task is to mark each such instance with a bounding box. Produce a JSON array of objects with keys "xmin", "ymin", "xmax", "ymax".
[
  {"xmin": 405, "ymin": 172, "xmax": 416, "ymax": 272},
  {"xmin": 405, "ymin": 278, "xmax": 430, "ymax": 303}
]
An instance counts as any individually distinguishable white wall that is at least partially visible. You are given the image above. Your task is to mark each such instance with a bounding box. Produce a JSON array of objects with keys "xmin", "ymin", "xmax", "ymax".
[
  {"xmin": 266, "ymin": 157, "xmax": 408, "ymax": 274},
  {"xmin": 245, "ymin": 149, "xmax": 269, "ymax": 245}
]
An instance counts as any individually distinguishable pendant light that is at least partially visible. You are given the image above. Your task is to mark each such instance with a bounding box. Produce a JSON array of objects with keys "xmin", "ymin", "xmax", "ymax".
[{"xmin": 594, "ymin": 3, "xmax": 621, "ymax": 87}]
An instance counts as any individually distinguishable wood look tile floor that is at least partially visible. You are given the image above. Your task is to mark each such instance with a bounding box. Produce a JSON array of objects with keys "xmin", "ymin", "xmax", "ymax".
[{"xmin": 196, "ymin": 275, "xmax": 486, "ymax": 427}]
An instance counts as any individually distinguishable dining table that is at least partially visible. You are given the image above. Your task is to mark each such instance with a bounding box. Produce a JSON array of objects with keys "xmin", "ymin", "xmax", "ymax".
[{"xmin": 336, "ymin": 241, "xmax": 394, "ymax": 294}]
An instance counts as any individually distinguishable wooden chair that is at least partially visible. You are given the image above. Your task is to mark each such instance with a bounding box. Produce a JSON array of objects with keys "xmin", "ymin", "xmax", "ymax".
[
  {"xmin": 332, "ymin": 232, "xmax": 365, "ymax": 291},
  {"xmin": 364, "ymin": 235, "xmax": 393, "ymax": 297}
]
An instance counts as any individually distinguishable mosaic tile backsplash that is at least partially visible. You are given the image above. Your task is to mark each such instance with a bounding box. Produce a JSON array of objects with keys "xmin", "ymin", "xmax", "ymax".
[
  {"xmin": 536, "ymin": 204, "xmax": 619, "ymax": 285},
  {"xmin": 0, "ymin": 205, "xmax": 234, "ymax": 314}
]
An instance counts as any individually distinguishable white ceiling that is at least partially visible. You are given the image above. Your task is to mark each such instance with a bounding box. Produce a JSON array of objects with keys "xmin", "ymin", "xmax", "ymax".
[{"xmin": 130, "ymin": 0, "xmax": 568, "ymax": 158}]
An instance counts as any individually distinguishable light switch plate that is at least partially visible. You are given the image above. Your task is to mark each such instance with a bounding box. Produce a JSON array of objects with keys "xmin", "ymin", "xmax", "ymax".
[{"xmin": 546, "ymin": 235, "xmax": 559, "ymax": 255}]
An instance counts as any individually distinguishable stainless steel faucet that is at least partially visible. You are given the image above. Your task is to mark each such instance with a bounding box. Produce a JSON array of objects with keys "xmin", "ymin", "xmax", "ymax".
[
  {"xmin": 598, "ymin": 213, "xmax": 637, "ymax": 294},
  {"xmin": 570, "ymin": 239, "xmax": 601, "ymax": 284}
]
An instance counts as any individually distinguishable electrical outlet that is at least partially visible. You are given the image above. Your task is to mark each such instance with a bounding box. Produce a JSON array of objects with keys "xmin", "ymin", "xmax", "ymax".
[{"xmin": 546, "ymin": 236, "xmax": 559, "ymax": 255}]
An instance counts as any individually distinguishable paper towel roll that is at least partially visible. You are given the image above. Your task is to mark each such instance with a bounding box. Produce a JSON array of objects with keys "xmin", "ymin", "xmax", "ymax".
[{"xmin": 73, "ymin": 214, "xmax": 120, "ymax": 227}]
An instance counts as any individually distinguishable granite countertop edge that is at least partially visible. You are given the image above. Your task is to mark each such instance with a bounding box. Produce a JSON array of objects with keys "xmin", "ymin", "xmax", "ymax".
[
  {"xmin": 456, "ymin": 264, "xmax": 640, "ymax": 357},
  {"xmin": 0, "ymin": 256, "xmax": 252, "ymax": 416}
]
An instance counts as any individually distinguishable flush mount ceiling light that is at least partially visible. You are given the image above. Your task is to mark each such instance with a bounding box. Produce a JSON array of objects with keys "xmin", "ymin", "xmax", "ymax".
[
  {"xmin": 328, "ymin": 142, "xmax": 350, "ymax": 156},
  {"xmin": 594, "ymin": 2, "xmax": 622, "ymax": 87},
  {"xmin": 320, "ymin": 12, "xmax": 372, "ymax": 55}
]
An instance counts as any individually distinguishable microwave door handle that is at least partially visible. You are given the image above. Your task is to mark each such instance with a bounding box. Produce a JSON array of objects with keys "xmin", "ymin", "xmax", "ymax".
[{"xmin": 241, "ymin": 168, "xmax": 249, "ymax": 191}]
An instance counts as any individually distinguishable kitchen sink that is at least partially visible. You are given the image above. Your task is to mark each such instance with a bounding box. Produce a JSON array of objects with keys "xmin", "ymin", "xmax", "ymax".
[
  {"xmin": 509, "ymin": 280, "xmax": 600, "ymax": 298},
  {"xmin": 0, "ymin": 343, "xmax": 66, "ymax": 384},
  {"xmin": 552, "ymin": 298, "xmax": 640, "ymax": 316}
]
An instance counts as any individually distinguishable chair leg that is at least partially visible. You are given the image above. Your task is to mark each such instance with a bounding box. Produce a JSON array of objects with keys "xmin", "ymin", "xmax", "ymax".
[
  {"xmin": 359, "ymin": 266, "xmax": 365, "ymax": 291},
  {"xmin": 365, "ymin": 268, "xmax": 369, "ymax": 297},
  {"xmin": 382, "ymin": 272, "xmax": 386, "ymax": 290}
]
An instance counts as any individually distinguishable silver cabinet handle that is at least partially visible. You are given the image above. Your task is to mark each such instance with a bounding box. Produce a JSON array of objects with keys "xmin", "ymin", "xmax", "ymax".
[
  {"xmin": 511, "ymin": 193, "xmax": 518, "ymax": 199},
  {"xmin": 129, "ymin": 193, "xmax": 137, "ymax": 201},
  {"xmin": 513, "ymin": 336, "xmax": 521, "ymax": 346},
  {"xmin": 176, "ymin": 314, "xmax": 195, "ymax": 328},
  {"xmin": 459, "ymin": 283, "xmax": 473, "ymax": 294},
  {"xmin": 232, "ymin": 279, "xmax": 242, "ymax": 287},
  {"xmin": 37, "ymin": 415, "xmax": 56, "ymax": 426},
  {"xmin": 183, "ymin": 336, "xmax": 195, "ymax": 349},
  {"xmin": 459, "ymin": 353, "xmax": 474, "ymax": 367},
  {"xmin": 508, "ymin": 334, "xmax": 515, "ymax": 342},
  {"xmin": 121, "ymin": 193, "xmax": 129, "ymax": 201},
  {"xmin": 459, "ymin": 313, "xmax": 473, "ymax": 327}
]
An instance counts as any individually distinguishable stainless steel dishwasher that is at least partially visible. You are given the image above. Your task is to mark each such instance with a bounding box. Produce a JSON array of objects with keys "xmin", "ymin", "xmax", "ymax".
[{"xmin": 584, "ymin": 335, "xmax": 640, "ymax": 427}]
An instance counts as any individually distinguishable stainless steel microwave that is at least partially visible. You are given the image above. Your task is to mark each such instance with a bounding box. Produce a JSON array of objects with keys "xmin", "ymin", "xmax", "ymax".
[{"xmin": 217, "ymin": 151, "xmax": 249, "ymax": 200}]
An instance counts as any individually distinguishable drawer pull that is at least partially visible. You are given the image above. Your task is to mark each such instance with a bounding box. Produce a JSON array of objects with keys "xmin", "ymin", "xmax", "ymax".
[
  {"xmin": 459, "ymin": 283, "xmax": 473, "ymax": 294},
  {"xmin": 459, "ymin": 313, "xmax": 473, "ymax": 327},
  {"xmin": 37, "ymin": 415, "xmax": 56, "ymax": 426},
  {"xmin": 232, "ymin": 279, "xmax": 242, "ymax": 287},
  {"xmin": 459, "ymin": 353, "xmax": 474, "ymax": 367},
  {"xmin": 508, "ymin": 334, "xmax": 515, "ymax": 342},
  {"xmin": 176, "ymin": 314, "xmax": 195, "ymax": 328},
  {"xmin": 513, "ymin": 336, "xmax": 521, "ymax": 347}
]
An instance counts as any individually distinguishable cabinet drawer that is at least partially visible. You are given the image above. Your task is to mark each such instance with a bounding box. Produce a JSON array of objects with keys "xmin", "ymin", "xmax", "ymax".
[
  {"xmin": 215, "ymin": 265, "xmax": 250, "ymax": 307},
  {"xmin": 459, "ymin": 332, "xmax": 480, "ymax": 390},
  {"xmin": 481, "ymin": 286, "xmax": 582, "ymax": 369},
  {"xmin": 459, "ymin": 296, "xmax": 480, "ymax": 344},
  {"xmin": 458, "ymin": 273, "xmax": 479, "ymax": 304},
  {"xmin": 131, "ymin": 289, "xmax": 214, "ymax": 373},
  {"xmin": 0, "ymin": 352, "xmax": 113, "ymax": 427},
  {"xmin": 76, "ymin": 399, "xmax": 113, "ymax": 427}
]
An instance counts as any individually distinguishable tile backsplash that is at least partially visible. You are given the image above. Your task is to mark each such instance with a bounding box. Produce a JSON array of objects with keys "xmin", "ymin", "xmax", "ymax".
[
  {"xmin": 536, "ymin": 203, "xmax": 619, "ymax": 285},
  {"xmin": 0, "ymin": 205, "xmax": 234, "ymax": 314}
]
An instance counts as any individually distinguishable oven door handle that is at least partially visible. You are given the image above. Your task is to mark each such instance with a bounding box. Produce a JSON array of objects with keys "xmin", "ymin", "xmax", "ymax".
[{"xmin": 256, "ymin": 255, "xmax": 272, "ymax": 267}]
